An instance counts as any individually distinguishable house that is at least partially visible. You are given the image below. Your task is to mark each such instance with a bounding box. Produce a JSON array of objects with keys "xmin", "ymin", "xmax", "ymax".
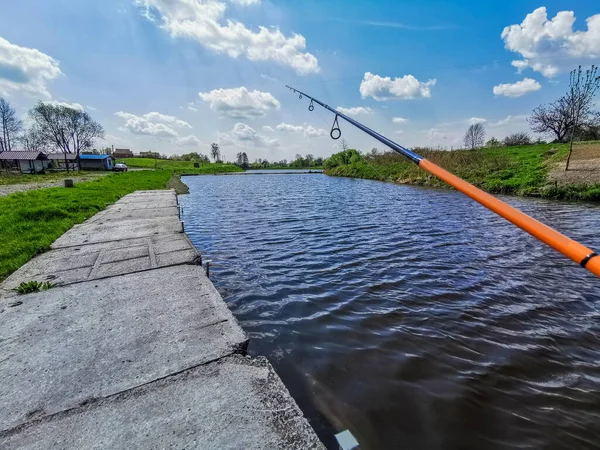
[
  {"xmin": 113, "ymin": 148, "xmax": 133, "ymax": 158},
  {"xmin": 48, "ymin": 153, "xmax": 78, "ymax": 171},
  {"xmin": 79, "ymin": 154, "xmax": 115, "ymax": 171},
  {"xmin": 0, "ymin": 151, "xmax": 52, "ymax": 174}
]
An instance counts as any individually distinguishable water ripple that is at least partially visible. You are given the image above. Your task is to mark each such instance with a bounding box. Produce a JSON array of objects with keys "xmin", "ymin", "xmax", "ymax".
[{"xmin": 181, "ymin": 174, "xmax": 600, "ymax": 450}]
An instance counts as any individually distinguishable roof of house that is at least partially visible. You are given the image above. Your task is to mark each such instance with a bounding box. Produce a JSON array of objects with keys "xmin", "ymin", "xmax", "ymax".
[
  {"xmin": 47, "ymin": 153, "xmax": 77, "ymax": 160},
  {"xmin": 79, "ymin": 154, "xmax": 113, "ymax": 160},
  {"xmin": 0, "ymin": 151, "xmax": 47, "ymax": 160}
]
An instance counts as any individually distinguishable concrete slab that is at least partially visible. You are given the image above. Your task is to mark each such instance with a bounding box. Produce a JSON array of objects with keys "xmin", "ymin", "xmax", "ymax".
[
  {"xmin": 0, "ymin": 265, "xmax": 248, "ymax": 432},
  {"xmin": 87, "ymin": 206, "xmax": 179, "ymax": 224},
  {"xmin": 51, "ymin": 216, "xmax": 183, "ymax": 249},
  {"xmin": 0, "ymin": 356, "xmax": 324, "ymax": 450},
  {"xmin": 1, "ymin": 234, "xmax": 199, "ymax": 294}
]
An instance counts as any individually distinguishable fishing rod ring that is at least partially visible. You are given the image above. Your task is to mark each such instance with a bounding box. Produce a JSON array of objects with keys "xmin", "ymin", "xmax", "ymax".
[
  {"xmin": 330, "ymin": 115, "xmax": 341, "ymax": 140},
  {"xmin": 308, "ymin": 100, "xmax": 314, "ymax": 111}
]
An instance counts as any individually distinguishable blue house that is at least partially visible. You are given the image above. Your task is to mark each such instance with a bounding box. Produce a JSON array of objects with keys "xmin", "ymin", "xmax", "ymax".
[{"xmin": 79, "ymin": 154, "xmax": 115, "ymax": 171}]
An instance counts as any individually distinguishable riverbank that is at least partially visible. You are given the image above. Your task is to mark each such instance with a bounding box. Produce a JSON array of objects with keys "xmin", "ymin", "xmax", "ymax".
[
  {"xmin": 325, "ymin": 143, "xmax": 600, "ymax": 201},
  {"xmin": 0, "ymin": 171, "xmax": 175, "ymax": 282},
  {"xmin": 0, "ymin": 190, "xmax": 322, "ymax": 449}
]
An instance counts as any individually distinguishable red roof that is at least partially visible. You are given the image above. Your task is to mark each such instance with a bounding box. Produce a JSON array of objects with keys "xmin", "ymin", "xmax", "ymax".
[{"xmin": 0, "ymin": 151, "xmax": 47, "ymax": 160}]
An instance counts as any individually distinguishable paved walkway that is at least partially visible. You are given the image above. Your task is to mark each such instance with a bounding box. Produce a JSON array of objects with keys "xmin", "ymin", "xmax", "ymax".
[{"xmin": 0, "ymin": 190, "xmax": 323, "ymax": 449}]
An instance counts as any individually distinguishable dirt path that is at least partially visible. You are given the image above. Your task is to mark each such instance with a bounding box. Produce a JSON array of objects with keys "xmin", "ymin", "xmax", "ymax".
[
  {"xmin": 0, "ymin": 172, "xmax": 112, "ymax": 197},
  {"xmin": 548, "ymin": 143, "xmax": 600, "ymax": 185}
]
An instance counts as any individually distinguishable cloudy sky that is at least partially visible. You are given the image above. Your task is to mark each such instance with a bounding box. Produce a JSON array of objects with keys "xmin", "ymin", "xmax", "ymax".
[{"xmin": 1, "ymin": 0, "xmax": 599, "ymax": 161}]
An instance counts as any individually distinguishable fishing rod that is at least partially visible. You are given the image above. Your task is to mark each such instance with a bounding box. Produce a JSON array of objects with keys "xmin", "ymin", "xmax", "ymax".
[{"xmin": 286, "ymin": 85, "xmax": 600, "ymax": 278}]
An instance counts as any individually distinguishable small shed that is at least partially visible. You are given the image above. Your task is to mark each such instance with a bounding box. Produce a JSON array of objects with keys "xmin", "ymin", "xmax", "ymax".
[
  {"xmin": 79, "ymin": 154, "xmax": 115, "ymax": 171},
  {"xmin": 48, "ymin": 153, "xmax": 78, "ymax": 171},
  {"xmin": 0, "ymin": 151, "xmax": 52, "ymax": 174}
]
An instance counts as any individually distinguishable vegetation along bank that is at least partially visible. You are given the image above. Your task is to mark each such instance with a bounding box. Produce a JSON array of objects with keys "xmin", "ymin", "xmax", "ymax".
[{"xmin": 324, "ymin": 143, "xmax": 600, "ymax": 201}]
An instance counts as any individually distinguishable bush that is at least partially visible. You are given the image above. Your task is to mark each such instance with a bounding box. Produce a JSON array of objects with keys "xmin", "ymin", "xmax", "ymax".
[
  {"xmin": 504, "ymin": 132, "xmax": 532, "ymax": 146},
  {"xmin": 323, "ymin": 149, "xmax": 363, "ymax": 169}
]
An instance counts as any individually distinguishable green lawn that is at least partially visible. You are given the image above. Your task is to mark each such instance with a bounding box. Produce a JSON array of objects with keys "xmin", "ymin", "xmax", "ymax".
[
  {"xmin": 0, "ymin": 171, "xmax": 109, "ymax": 186},
  {"xmin": 326, "ymin": 143, "xmax": 600, "ymax": 201},
  {"xmin": 0, "ymin": 170, "xmax": 172, "ymax": 282},
  {"xmin": 121, "ymin": 158, "xmax": 243, "ymax": 174}
]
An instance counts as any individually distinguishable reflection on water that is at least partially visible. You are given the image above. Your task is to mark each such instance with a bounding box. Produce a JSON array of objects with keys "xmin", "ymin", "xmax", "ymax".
[{"xmin": 180, "ymin": 174, "xmax": 600, "ymax": 449}]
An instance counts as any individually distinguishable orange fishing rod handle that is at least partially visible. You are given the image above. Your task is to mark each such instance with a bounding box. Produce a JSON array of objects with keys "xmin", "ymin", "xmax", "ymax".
[{"xmin": 419, "ymin": 159, "xmax": 600, "ymax": 278}]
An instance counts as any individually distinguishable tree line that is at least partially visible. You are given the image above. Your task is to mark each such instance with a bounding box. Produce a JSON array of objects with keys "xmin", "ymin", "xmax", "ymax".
[{"xmin": 463, "ymin": 64, "xmax": 599, "ymax": 165}]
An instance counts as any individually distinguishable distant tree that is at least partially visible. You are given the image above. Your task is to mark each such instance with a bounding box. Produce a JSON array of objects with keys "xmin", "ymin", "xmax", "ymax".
[
  {"xmin": 210, "ymin": 143, "xmax": 220, "ymax": 162},
  {"xmin": 369, "ymin": 148, "xmax": 379, "ymax": 156},
  {"xmin": 464, "ymin": 123, "xmax": 485, "ymax": 149},
  {"xmin": 242, "ymin": 152, "xmax": 249, "ymax": 168},
  {"xmin": 236, "ymin": 152, "xmax": 243, "ymax": 166},
  {"xmin": 486, "ymin": 137, "xmax": 501, "ymax": 148},
  {"xmin": 0, "ymin": 98, "xmax": 23, "ymax": 152},
  {"xmin": 314, "ymin": 157, "xmax": 324, "ymax": 167},
  {"xmin": 340, "ymin": 138, "xmax": 349, "ymax": 151},
  {"xmin": 305, "ymin": 154, "xmax": 314, "ymax": 166},
  {"xmin": 503, "ymin": 132, "xmax": 531, "ymax": 146},
  {"xmin": 564, "ymin": 65, "xmax": 600, "ymax": 170}
]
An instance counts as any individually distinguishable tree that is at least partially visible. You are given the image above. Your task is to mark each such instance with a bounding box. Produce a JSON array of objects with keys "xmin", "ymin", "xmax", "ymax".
[
  {"xmin": 305, "ymin": 154, "xmax": 314, "ymax": 167},
  {"xmin": 486, "ymin": 137, "xmax": 501, "ymax": 148},
  {"xmin": 0, "ymin": 98, "xmax": 23, "ymax": 152},
  {"xmin": 340, "ymin": 138, "xmax": 349, "ymax": 151},
  {"xmin": 29, "ymin": 102, "xmax": 104, "ymax": 171},
  {"xmin": 565, "ymin": 65, "xmax": 600, "ymax": 170},
  {"xmin": 529, "ymin": 65, "xmax": 600, "ymax": 154},
  {"xmin": 503, "ymin": 132, "xmax": 531, "ymax": 146},
  {"xmin": 210, "ymin": 143, "xmax": 220, "ymax": 162},
  {"xmin": 463, "ymin": 123, "xmax": 485, "ymax": 149},
  {"xmin": 20, "ymin": 126, "xmax": 46, "ymax": 152},
  {"xmin": 242, "ymin": 152, "xmax": 249, "ymax": 168}
]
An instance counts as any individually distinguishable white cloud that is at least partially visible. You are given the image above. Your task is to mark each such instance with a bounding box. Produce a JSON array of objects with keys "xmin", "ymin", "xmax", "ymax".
[
  {"xmin": 263, "ymin": 125, "xmax": 274, "ymax": 132},
  {"xmin": 260, "ymin": 73, "xmax": 278, "ymax": 82},
  {"xmin": 392, "ymin": 117, "xmax": 408, "ymax": 124},
  {"xmin": 187, "ymin": 105, "xmax": 198, "ymax": 112},
  {"xmin": 337, "ymin": 106, "xmax": 373, "ymax": 116},
  {"xmin": 199, "ymin": 86, "xmax": 280, "ymax": 119},
  {"xmin": 467, "ymin": 117, "xmax": 487, "ymax": 125},
  {"xmin": 489, "ymin": 114, "xmax": 529, "ymax": 127},
  {"xmin": 221, "ymin": 123, "xmax": 280, "ymax": 147},
  {"xmin": 133, "ymin": 0, "xmax": 319, "ymax": 74},
  {"xmin": 230, "ymin": 0, "xmax": 261, "ymax": 5},
  {"xmin": 44, "ymin": 100, "xmax": 85, "ymax": 111},
  {"xmin": 115, "ymin": 111, "xmax": 179, "ymax": 137},
  {"xmin": 0, "ymin": 36, "xmax": 62, "ymax": 99},
  {"xmin": 501, "ymin": 7, "xmax": 600, "ymax": 78},
  {"xmin": 493, "ymin": 78, "xmax": 542, "ymax": 97},
  {"xmin": 143, "ymin": 111, "xmax": 191, "ymax": 128},
  {"xmin": 276, "ymin": 122, "xmax": 304, "ymax": 132},
  {"xmin": 275, "ymin": 122, "xmax": 326, "ymax": 138},
  {"xmin": 177, "ymin": 134, "xmax": 202, "ymax": 146},
  {"xmin": 360, "ymin": 72, "xmax": 436, "ymax": 101},
  {"xmin": 86, "ymin": 105, "xmax": 98, "ymax": 111}
]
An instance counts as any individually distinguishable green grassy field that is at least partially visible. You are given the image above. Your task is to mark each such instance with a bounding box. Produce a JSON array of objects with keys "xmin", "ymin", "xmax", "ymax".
[
  {"xmin": 0, "ymin": 170, "xmax": 173, "ymax": 282},
  {"xmin": 0, "ymin": 171, "xmax": 110, "ymax": 186},
  {"xmin": 325, "ymin": 143, "xmax": 600, "ymax": 201},
  {"xmin": 121, "ymin": 158, "xmax": 243, "ymax": 174}
]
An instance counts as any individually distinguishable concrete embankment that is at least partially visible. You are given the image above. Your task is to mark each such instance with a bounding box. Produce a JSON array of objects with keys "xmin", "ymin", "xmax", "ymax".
[{"xmin": 0, "ymin": 190, "xmax": 323, "ymax": 449}]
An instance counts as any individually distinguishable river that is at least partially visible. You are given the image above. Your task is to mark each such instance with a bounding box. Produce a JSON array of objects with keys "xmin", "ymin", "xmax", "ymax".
[{"xmin": 180, "ymin": 173, "xmax": 600, "ymax": 450}]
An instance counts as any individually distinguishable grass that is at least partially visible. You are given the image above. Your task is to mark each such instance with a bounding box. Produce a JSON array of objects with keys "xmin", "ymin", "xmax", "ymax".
[
  {"xmin": 326, "ymin": 143, "xmax": 600, "ymax": 201},
  {"xmin": 0, "ymin": 171, "xmax": 109, "ymax": 186},
  {"xmin": 0, "ymin": 170, "xmax": 172, "ymax": 282},
  {"xmin": 121, "ymin": 158, "xmax": 243, "ymax": 174}
]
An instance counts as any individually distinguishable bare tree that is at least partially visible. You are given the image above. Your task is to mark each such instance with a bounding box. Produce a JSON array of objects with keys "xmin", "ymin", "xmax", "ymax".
[
  {"xmin": 210, "ymin": 143, "xmax": 220, "ymax": 162},
  {"xmin": 340, "ymin": 138, "xmax": 349, "ymax": 151},
  {"xmin": 0, "ymin": 98, "xmax": 23, "ymax": 152},
  {"xmin": 20, "ymin": 126, "xmax": 46, "ymax": 152},
  {"xmin": 29, "ymin": 102, "xmax": 104, "ymax": 171},
  {"xmin": 529, "ymin": 65, "xmax": 600, "ymax": 160},
  {"xmin": 565, "ymin": 65, "xmax": 600, "ymax": 170},
  {"xmin": 463, "ymin": 123, "xmax": 485, "ymax": 149},
  {"xmin": 503, "ymin": 132, "xmax": 531, "ymax": 146}
]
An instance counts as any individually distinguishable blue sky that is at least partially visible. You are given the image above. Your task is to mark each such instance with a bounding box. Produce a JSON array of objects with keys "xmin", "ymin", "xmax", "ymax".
[{"xmin": 1, "ymin": 0, "xmax": 598, "ymax": 161}]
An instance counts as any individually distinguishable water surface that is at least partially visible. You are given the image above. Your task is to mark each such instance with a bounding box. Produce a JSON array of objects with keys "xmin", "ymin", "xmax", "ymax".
[{"xmin": 181, "ymin": 174, "xmax": 600, "ymax": 449}]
